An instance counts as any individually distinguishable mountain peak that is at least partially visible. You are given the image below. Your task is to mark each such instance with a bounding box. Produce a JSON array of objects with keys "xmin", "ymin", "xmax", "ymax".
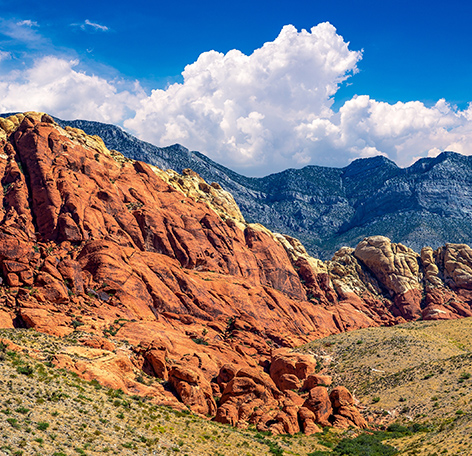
[{"xmin": 343, "ymin": 155, "xmax": 399, "ymax": 177}]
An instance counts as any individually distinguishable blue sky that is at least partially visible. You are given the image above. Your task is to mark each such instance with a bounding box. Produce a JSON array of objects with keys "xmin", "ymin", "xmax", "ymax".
[{"xmin": 1, "ymin": 0, "xmax": 472, "ymax": 175}]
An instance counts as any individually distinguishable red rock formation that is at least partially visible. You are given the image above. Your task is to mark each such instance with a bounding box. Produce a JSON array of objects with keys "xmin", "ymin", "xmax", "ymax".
[
  {"xmin": 168, "ymin": 365, "xmax": 217, "ymax": 416},
  {"xmin": 302, "ymin": 386, "xmax": 333, "ymax": 427},
  {"xmin": 330, "ymin": 386, "xmax": 367, "ymax": 429},
  {"xmin": 2, "ymin": 112, "xmax": 472, "ymax": 434},
  {"xmin": 270, "ymin": 349, "xmax": 316, "ymax": 391}
]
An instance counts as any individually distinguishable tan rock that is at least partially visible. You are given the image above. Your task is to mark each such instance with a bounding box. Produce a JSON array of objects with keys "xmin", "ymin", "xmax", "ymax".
[
  {"xmin": 439, "ymin": 244, "xmax": 472, "ymax": 289},
  {"xmin": 354, "ymin": 236, "xmax": 421, "ymax": 295},
  {"xmin": 354, "ymin": 236, "xmax": 422, "ymax": 319}
]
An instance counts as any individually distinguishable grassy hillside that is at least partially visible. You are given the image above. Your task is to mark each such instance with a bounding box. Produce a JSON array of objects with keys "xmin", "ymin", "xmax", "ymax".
[
  {"xmin": 300, "ymin": 318, "xmax": 472, "ymax": 455},
  {"xmin": 2, "ymin": 319, "xmax": 472, "ymax": 455},
  {"xmin": 0, "ymin": 328, "xmax": 343, "ymax": 456}
]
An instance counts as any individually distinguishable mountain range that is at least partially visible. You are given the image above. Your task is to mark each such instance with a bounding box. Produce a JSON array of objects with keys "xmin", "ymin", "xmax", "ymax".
[
  {"xmin": 2, "ymin": 112, "xmax": 472, "ymax": 450},
  {"xmin": 54, "ymin": 118, "xmax": 472, "ymax": 259}
]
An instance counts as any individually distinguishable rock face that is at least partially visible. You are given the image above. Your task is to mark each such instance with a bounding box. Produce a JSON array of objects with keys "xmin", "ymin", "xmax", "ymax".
[
  {"xmin": 354, "ymin": 236, "xmax": 423, "ymax": 320},
  {"xmin": 54, "ymin": 117, "xmax": 472, "ymax": 260},
  {"xmin": 2, "ymin": 112, "xmax": 472, "ymax": 434}
]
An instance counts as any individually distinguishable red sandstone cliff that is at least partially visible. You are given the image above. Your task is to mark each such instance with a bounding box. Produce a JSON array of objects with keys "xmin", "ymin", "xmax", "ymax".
[{"xmin": 0, "ymin": 112, "xmax": 471, "ymax": 433}]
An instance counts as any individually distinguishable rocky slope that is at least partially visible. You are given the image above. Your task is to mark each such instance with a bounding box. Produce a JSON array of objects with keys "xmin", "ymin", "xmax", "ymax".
[
  {"xmin": 300, "ymin": 317, "xmax": 472, "ymax": 455},
  {"xmin": 52, "ymin": 117, "xmax": 472, "ymax": 259},
  {"xmin": 1, "ymin": 112, "xmax": 472, "ymax": 436}
]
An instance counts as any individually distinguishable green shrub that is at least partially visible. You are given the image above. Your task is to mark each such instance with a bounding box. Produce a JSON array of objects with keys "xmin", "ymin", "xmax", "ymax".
[
  {"xmin": 16, "ymin": 365, "xmax": 34, "ymax": 376},
  {"xmin": 37, "ymin": 421, "xmax": 49, "ymax": 431},
  {"xmin": 6, "ymin": 418, "xmax": 19, "ymax": 429},
  {"xmin": 386, "ymin": 423, "xmax": 409, "ymax": 434},
  {"xmin": 72, "ymin": 320, "xmax": 84, "ymax": 330},
  {"xmin": 192, "ymin": 338, "xmax": 209, "ymax": 346},
  {"xmin": 334, "ymin": 433, "xmax": 398, "ymax": 455},
  {"xmin": 15, "ymin": 406, "xmax": 29, "ymax": 414}
]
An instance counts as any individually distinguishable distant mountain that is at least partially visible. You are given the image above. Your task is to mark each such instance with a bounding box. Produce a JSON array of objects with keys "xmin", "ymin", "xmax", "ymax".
[{"xmin": 47, "ymin": 118, "xmax": 472, "ymax": 258}]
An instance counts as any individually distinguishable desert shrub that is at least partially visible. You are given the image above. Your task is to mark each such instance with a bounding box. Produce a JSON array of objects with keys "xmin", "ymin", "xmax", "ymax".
[
  {"xmin": 192, "ymin": 338, "xmax": 208, "ymax": 346},
  {"xmin": 333, "ymin": 433, "xmax": 397, "ymax": 455},
  {"xmin": 6, "ymin": 418, "xmax": 19, "ymax": 429},
  {"xmin": 16, "ymin": 365, "xmax": 34, "ymax": 376},
  {"xmin": 15, "ymin": 406, "xmax": 29, "ymax": 414},
  {"xmin": 37, "ymin": 421, "xmax": 49, "ymax": 431},
  {"xmin": 71, "ymin": 320, "xmax": 84, "ymax": 330}
]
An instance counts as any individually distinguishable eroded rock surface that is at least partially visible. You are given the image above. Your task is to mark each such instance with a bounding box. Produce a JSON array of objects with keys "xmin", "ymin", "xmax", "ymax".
[{"xmin": 1, "ymin": 113, "xmax": 472, "ymax": 434}]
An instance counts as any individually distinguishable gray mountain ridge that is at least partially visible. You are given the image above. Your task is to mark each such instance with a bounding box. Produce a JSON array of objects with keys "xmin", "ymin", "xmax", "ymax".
[{"xmin": 4, "ymin": 114, "xmax": 471, "ymax": 259}]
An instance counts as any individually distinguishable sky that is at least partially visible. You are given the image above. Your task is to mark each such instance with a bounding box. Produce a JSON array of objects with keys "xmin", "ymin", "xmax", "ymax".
[{"xmin": 1, "ymin": 0, "xmax": 472, "ymax": 176}]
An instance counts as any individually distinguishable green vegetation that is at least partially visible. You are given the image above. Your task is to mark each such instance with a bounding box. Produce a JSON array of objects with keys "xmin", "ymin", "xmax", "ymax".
[
  {"xmin": 300, "ymin": 318, "xmax": 472, "ymax": 455},
  {"xmin": 0, "ymin": 327, "xmax": 341, "ymax": 456}
]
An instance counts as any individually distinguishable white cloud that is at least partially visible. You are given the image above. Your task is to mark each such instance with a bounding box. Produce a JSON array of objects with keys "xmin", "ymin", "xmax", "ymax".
[
  {"xmin": 70, "ymin": 20, "xmax": 109, "ymax": 32},
  {"xmin": 16, "ymin": 20, "xmax": 39, "ymax": 27},
  {"xmin": 0, "ymin": 18, "xmax": 43, "ymax": 44},
  {"xmin": 2, "ymin": 23, "xmax": 472, "ymax": 175},
  {"xmin": 81, "ymin": 19, "xmax": 109, "ymax": 32},
  {"xmin": 0, "ymin": 56, "xmax": 144, "ymax": 124},
  {"xmin": 124, "ymin": 23, "xmax": 362, "ymax": 174},
  {"xmin": 326, "ymin": 96, "xmax": 472, "ymax": 166},
  {"xmin": 0, "ymin": 51, "xmax": 11, "ymax": 62},
  {"xmin": 122, "ymin": 23, "xmax": 472, "ymax": 174}
]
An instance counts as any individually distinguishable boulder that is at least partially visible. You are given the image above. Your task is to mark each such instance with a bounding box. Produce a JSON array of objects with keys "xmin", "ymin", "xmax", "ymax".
[
  {"xmin": 270, "ymin": 350, "xmax": 316, "ymax": 391},
  {"xmin": 298, "ymin": 406, "xmax": 322, "ymax": 435},
  {"xmin": 330, "ymin": 386, "xmax": 367, "ymax": 429},
  {"xmin": 302, "ymin": 386, "xmax": 332, "ymax": 427},
  {"xmin": 302, "ymin": 374, "xmax": 332, "ymax": 391},
  {"xmin": 168, "ymin": 365, "xmax": 217, "ymax": 416}
]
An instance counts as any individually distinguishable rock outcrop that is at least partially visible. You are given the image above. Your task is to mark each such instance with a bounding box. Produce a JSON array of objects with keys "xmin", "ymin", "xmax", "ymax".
[{"xmin": 2, "ymin": 112, "xmax": 472, "ymax": 434}]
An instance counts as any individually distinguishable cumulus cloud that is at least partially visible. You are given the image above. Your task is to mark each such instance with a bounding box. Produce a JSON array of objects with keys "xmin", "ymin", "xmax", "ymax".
[
  {"xmin": 296, "ymin": 96, "xmax": 472, "ymax": 168},
  {"xmin": 122, "ymin": 23, "xmax": 472, "ymax": 175},
  {"xmin": 0, "ymin": 56, "xmax": 144, "ymax": 124},
  {"xmin": 124, "ymin": 23, "xmax": 362, "ymax": 174},
  {"xmin": 2, "ymin": 22, "xmax": 472, "ymax": 175}
]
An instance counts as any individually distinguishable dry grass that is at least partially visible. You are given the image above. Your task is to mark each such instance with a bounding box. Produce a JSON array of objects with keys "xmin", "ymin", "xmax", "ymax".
[
  {"xmin": 0, "ymin": 328, "xmax": 335, "ymax": 456},
  {"xmin": 5, "ymin": 319, "xmax": 472, "ymax": 455},
  {"xmin": 300, "ymin": 317, "xmax": 472, "ymax": 455}
]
